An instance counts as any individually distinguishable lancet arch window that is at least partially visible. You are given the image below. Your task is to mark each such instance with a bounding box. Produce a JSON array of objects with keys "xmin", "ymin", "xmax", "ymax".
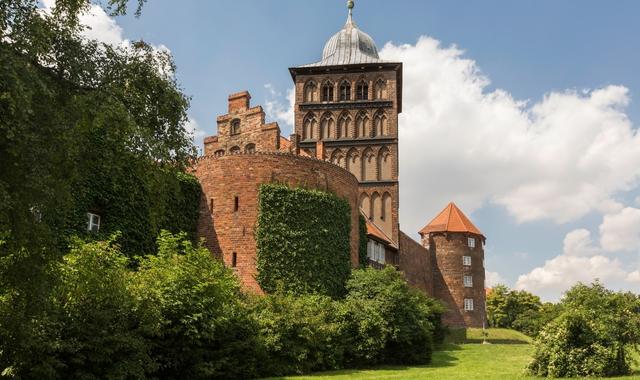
[
  {"xmin": 374, "ymin": 78, "xmax": 387, "ymax": 100},
  {"xmin": 230, "ymin": 119, "xmax": 241, "ymax": 135},
  {"xmin": 355, "ymin": 112, "xmax": 369, "ymax": 138},
  {"xmin": 356, "ymin": 80, "xmax": 369, "ymax": 100},
  {"xmin": 321, "ymin": 81, "xmax": 334, "ymax": 102},
  {"xmin": 304, "ymin": 81, "xmax": 318, "ymax": 102},
  {"xmin": 374, "ymin": 111, "xmax": 388, "ymax": 137},
  {"xmin": 378, "ymin": 146, "xmax": 392, "ymax": 180},
  {"xmin": 320, "ymin": 113, "xmax": 335, "ymax": 140},
  {"xmin": 339, "ymin": 80, "xmax": 351, "ymax": 101},
  {"xmin": 337, "ymin": 112, "xmax": 351, "ymax": 139},
  {"xmin": 303, "ymin": 113, "xmax": 317, "ymax": 141}
]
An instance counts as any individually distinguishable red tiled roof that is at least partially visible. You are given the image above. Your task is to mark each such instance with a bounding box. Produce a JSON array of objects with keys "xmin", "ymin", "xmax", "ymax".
[
  {"xmin": 419, "ymin": 202, "xmax": 484, "ymax": 237},
  {"xmin": 364, "ymin": 217, "xmax": 397, "ymax": 249}
]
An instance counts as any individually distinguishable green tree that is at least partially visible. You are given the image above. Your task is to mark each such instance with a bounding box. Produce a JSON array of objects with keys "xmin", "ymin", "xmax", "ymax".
[{"xmin": 486, "ymin": 284, "xmax": 543, "ymax": 333}]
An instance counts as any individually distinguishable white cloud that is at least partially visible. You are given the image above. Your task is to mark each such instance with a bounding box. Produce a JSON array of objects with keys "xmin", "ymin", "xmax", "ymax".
[
  {"xmin": 599, "ymin": 207, "xmax": 640, "ymax": 252},
  {"xmin": 627, "ymin": 271, "xmax": 640, "ymax": 283},
  {"xmin": 185, "ymin": 117, "xmax": 206, "ymax": 149},
  {"xmin": 264, "ymin": 84, "xmax": 295, "ymax": 135},
  {"xmin": 376, "ymin": 37, "xmax": 640, "ymax": 235},
  {"xmin": 485, "ymin": 271, "xmax": 506, "ymax": 288},
  {"xmin": 515, "ymin": 254, "xmax": 628, "ymax": 301},
  {"xmin": 562, "ymin": 229, "xmax": 600, "ymax": 256}
]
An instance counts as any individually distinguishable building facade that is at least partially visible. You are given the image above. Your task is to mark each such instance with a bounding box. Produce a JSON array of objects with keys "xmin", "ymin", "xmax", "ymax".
[{"xmin": 193, "ymin": 1, "xmax": 487, "ymax": 328}]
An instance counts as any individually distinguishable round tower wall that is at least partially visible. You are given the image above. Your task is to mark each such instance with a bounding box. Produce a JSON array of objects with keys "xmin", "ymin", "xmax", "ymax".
[
  {"xmin": 193, "ymin": 152, "xmax": 360, "ymax": 293},
  {"xmin": 430, "ymin": 232, "xmax": 486, "ymax": 328}
]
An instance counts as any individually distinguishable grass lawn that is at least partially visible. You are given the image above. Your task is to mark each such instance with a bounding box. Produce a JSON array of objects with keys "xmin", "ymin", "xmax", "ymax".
[{"xmin": 269, "ymin": 329, "xmax": 640, "ymax": 380}]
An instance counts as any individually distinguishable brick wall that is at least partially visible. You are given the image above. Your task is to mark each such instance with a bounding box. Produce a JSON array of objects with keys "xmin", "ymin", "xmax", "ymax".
[
  {"xmin": 192, "ymin": 152, "xmax": 360, "ymax": 293},
  {"xmin": 398, "ymin": 231, "xmax": 433, "ymax": 296},
  {"xmin": 430, "ymin": 232, "xmax": 486, "ymax": 327}
]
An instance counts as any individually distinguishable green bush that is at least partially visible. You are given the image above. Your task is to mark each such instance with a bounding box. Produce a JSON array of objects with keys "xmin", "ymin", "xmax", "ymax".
[
  {"xmin": 256, "ymin": 184, "xmax": 352, "ymax": 298},
  {"xmin": 338, "ymin": 267, "xmax": 444, "ymax": 366},
  {"xmin": 527, "ymin": 282, "xmax": 640, "ymax": 378},
  {"xmin": 132, "ymin": 231, "xmax": 261, "ymax": 380},
  {"xmin": 249, "ymin": 293, "xmax": 343, "ymax": 376}
]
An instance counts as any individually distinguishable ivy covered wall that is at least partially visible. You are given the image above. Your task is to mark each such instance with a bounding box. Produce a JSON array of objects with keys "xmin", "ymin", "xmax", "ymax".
[{"xmin": 256, "ymin": 184, "xmax": 352, "ymax": 298}]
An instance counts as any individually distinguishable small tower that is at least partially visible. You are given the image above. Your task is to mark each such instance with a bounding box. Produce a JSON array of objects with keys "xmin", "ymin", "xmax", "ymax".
[{"xmin": 419, "ymin": 203, "xmax": 486, "ymax": 328}]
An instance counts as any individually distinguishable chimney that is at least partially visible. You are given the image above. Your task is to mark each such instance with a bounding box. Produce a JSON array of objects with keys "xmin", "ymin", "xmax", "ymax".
[{"xmin": 228, "ymin": 91, "xmax": 251, "ymax": 114}]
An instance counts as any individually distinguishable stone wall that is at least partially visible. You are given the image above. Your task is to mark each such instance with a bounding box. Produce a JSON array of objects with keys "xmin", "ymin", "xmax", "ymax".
[
  {"xmin": 398, "ymin": 231, "xmax": 433, "ymax": 296},
  {"xmin": 192, "ymin": 152, "xmax": 360, "ymax": 293},
  {"xmin": 430, "ymin": 232, "xmax": 486, "ymax": 327}
]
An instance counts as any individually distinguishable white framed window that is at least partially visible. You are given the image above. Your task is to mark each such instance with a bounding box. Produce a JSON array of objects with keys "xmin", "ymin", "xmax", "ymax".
[
  {"xmin": 468, "ymin": 237, "xmax": 476, "ymax": 248},
  {"xmin": 464, "ymin": 298, "xmax": 474, "ymax": 311},
  {"xmin": 367, "ymin": 239, "xmax": 386, "ymax": 264},
  {"xmin": 87, "ymin": 212, "xmax": 100, "ymax": 233},
  {"xmin": 464, "ymin": 275, "xmax": 473, "ymax": 287},
  {"xmin": 463, "ymin": 255, "xmax": 472, "ymax": 266}
]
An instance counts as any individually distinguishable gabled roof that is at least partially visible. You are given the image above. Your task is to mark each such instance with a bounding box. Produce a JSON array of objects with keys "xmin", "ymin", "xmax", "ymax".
[
  {"xmin": 364, "ymin": 214, "xmax": 397, "ymax": 249},
  {"xmin": 419, "ymin": 202, "xmax": 484, "ymax": 237}
]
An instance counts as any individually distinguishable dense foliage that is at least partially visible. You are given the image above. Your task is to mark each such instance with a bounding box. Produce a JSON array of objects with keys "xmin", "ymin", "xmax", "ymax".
[
  {"xmin": 358, "ymin": 214, "xmax": 368, "ymax": 267},
  {"xmin": 486, "ymin": 284, "xmax": 559, "ymax": 337},
  {"xmin": 256, "ymin": 184, "xmax": 352, "ymax": 298},
  {"xmin": 528, "ymin": 282, "xmax": 640, "ymax": 378},
  {"xmin": 0, "ymin": 1, "xmax": 199, "ymax": 371},
  {"xmin": 0, "ymin": 234, "xmax": 444, "ymax": 378}
]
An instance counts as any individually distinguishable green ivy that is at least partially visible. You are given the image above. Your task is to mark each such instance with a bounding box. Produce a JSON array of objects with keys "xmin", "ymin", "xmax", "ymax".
[
  {"xmin": 358, "ymin": 214, "xmax": 368, "ymax": 268},
  {"xmin": 256, "ymin": 184, "xmax": 352, "ymax": 298}
]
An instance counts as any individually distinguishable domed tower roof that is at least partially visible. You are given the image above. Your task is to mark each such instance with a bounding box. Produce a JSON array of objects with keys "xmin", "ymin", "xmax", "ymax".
[
  {"xmin": 299, "ymin": 0, "xmax": 384, "ymax": 67},
  {"xmin": 419, "ymin": 202, "xmax": 485, "ymax": 238}
]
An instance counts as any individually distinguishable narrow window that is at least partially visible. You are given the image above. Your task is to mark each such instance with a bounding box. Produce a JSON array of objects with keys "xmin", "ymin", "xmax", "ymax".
[
  {"xmin": 230, "ymin": 119, "xmax": 241, "ymax": 135},
  {"xmin": 356, "ymin": 81, "xmax": 368, "ymax": 100},
  {"xmin": 214, "ymin": 149, "xmax": 225, "ymax": 157},
  {"xmin": 322, "ymin": 82, "xmax": 334, "ymax": 102},
  {"xmin": 468, "ymin": 237, "xmax": 476, "ymax": 248},
  {"xmin": 231, "ymin": 252, "xmax": 237, "ymax": 267},
  {"xmin": 234, "ymin": 196, "xmax": 239, "ymax": 212},
  {"xmin": 86, "ymin": 212, "xmax": 101, "ymax": 233},
  {"xmin": 209, "ymin": 198, "xmax": 214, "ymax": 212},
  {"xmin": 463, "ymin": 255, "xmax": 472, "ymax": 266},
  {"xmin": 339, "ymin": 81, "xmax": 351, "ymax": 101},
  {"xmin": 464, "ymin": 275, "xmax": 473, "ymax": 287},
  {"xmin": 464, "ymin": 298, "xmax": 474, "ymax": 311}
]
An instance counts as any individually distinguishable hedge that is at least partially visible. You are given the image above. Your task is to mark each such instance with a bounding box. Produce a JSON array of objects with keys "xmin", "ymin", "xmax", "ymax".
[{"xmin": 255, "ymin": 183, "xmax": 352, "ymax": 298}]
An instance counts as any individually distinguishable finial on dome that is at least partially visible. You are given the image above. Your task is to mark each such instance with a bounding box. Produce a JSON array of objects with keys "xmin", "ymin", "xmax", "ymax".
[{"xmin": 347, "ymin": 0, "xmax": 354, "ymax": 16}]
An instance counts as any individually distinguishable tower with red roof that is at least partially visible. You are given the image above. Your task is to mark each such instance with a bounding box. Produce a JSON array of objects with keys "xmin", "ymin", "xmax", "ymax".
[{"xmin": 419, "ymin": 203, "xmax": 486, "ymax": 328}]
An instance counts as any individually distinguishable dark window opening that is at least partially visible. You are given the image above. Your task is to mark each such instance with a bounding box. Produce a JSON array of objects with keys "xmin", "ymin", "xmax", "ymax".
[
  {"xmin": 209, "ymin": 199, "xmax": 214, "ymax": 212},
  {"xmin": 234, "ymin": 196, "xmax": 239, "ymax": 212},
  {"xmin": 340, "ymin": 81, "xmax": 351, "ymax": 101},
  {"xmin": 232, "ymin": 252, "xmax": 237, "ymax": 267},
  {"xmin": 322, "ymin": 83, "xmax": 334, "ymax": 102},
  {"xmin": 356, "ymin": 82, "xmax": 369, "ymax": 100}
]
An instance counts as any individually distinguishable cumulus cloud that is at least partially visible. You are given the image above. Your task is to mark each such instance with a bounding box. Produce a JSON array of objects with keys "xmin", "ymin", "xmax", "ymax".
[
  {"xmin": 599, "ymin": 207, "xmax": 640, "ymax": 252},
  {"xmin": 264, "ymin": 84, "xmax": 295, "ymax": 135},
  {"xmin": 562, "ymin": 229, "xmax": 600, "ymax": 256},
  {"xmin": 377, "ymin": 37, "xmax": 640, "ymax": 234},
  {"xmin": 485, "ymin": 271, "xmax": 506, "ymax": 288}
]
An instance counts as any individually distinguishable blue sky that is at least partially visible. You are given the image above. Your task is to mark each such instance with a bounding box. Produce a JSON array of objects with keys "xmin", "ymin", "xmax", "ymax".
[{"xmin": 74, "ymin": 0, "xmax": 640, "ymax": 300}]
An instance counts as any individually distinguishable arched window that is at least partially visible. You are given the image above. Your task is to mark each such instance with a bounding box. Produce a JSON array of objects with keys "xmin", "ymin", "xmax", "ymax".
[
  {"xmin": 371, "ymin": 192, "xmax": 381, "ymax": 221},
  {"xmin": 320, "ymin": 113, "xmax": 334, "ymax": 140},
  {"xmin": 382, "ymin": 192, "xmax": 392, "ymax": 235},
  {"xmin": 230, "ymin": 119, "xmax": 241, "ymax": 135},
  {"xmin": 230, "ymin": 146, "xmax": 241, "ymax": 154},
  {"xmin": 359, "ymin": 192, "xmax": 371, "ymax": 219},
  {"xmin": 378, "ymin": 147, "xmax": 392, "ymax": 180},
  {"xmin": 304, "ymin": 81, "xmax": 317, "ymax": 102},
  {"xmin": 321, "ymin": 81, "xmax": 334, "ymax": 102},
  {"xmin": 356, "ymin": 112, "xmax": 369, "ymax": 138},
  {"xmin": 362, "ymin": 147, "xmax": 376, "ymax": 181},
  {"xmin": 244, "ymin": 143, "xmax": 255, "ymax": 153},
  {"xmin": 356, "ymin": 80, "xmax": 368, "ymax": 100},
  {"xmin": 337, "ymin": 113, "xmax": 351, "ymax": 139},
  {"xmin": 339, "ymin": 80, "xmax": 351, "ymax": 101},
  {"xmin": 374, "ymin": 79, "xmax": 387, "ymax": 99},
  {"xmin": 330, "ymin": 149, "xmax": 345, "ymax": 168},
  {"xmin": 214, "ymin": 149, "xmax": 225, "ymax": 157},
  {"xmin": 374, "ymin": 111, "xmax": 387, "ymax": 137},
  {"xmin": 346, "ymin": 148, "xmax": 361, "ymax": 181},
  {"xmin": 303, "ymin": 113, "xmax": 317, "ymax": 140}
]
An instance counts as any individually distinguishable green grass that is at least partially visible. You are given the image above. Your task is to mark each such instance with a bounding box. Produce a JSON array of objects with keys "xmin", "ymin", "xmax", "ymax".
[{"xmin": 268, "ymin": 329, "xmax": 640, "ymax": 380}]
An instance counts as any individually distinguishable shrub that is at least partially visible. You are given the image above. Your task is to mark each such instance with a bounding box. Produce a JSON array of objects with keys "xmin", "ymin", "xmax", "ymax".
[
  {"xmin": 256, "ymin": 184, "xmax": 352, "ymax": 298},
  {"xmin": 527, "ymin": 282, "xmax": 640, "ymax": 378},
  {"xmin": 338, "ymin": 267, "xmax": 444, "ymax": 366},
  {"xmin": 132, "ymin": 231, "xmax": 260, "ymax": 380},
  {"xmin": 249, "ymin": 293, "xmax": 343, "ymax": 376}
]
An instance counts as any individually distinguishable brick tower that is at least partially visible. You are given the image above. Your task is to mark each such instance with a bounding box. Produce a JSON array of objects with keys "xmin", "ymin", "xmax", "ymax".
[
  {"xmin": 419, "ymin": 203, "xmax": 486, "ymax": 328},
  {"xmin": 289, "ymin": 0, "xmax": 402, "ymax": 243}
]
